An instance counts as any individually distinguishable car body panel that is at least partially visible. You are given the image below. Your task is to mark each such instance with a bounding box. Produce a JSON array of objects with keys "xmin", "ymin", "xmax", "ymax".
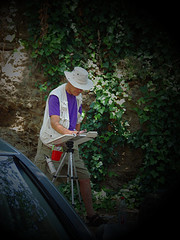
[{"xmin": 0, "ymin": 138, "xmax": 94, "ymax": 240}]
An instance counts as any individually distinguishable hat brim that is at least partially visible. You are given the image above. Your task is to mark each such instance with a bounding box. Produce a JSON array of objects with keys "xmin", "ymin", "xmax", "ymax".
[{"xmin": 64, "ymin": 71, "xmax": 93, "ymax": 90}]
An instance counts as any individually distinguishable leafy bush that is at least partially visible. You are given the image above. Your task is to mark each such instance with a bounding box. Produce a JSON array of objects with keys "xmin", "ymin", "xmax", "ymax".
[
  {"xmin": 129, "ymin": 83, "xmax": 180, "ymax": 190},
  {"xmin": 80, "ymin": 72, "xmax": 130, "ymax": 182}
]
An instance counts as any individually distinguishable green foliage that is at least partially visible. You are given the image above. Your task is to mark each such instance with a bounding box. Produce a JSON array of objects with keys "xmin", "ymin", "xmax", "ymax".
[
  {"xmin": 25, "ymin": 0, "xmax": 180, "ymax": 208},
  {"xmin": 80, "ymin": 73, "xmax": 130, "ymax": 182},
  {"xmin": 58, "ymin": 183, "xmax": 86, "ymax": 215},
  {"xmin": 59, "ymin": 183, "xmax": 117, "ymax": 213},
  {"xmin": 129, "ymin": 83, "xmax": 180, "ymax": 192}
]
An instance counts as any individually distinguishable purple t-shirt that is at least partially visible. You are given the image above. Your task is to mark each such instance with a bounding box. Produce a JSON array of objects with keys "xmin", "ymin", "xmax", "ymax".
[{"xmin": 48, "ymin": 92, "xmax": 82, "ymax": 131}]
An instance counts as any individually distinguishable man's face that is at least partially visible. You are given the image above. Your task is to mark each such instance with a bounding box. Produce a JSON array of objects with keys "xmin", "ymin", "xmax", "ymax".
[{"xmin": 67, "ymin": 82, "xmax": 83, "ymax": 96}]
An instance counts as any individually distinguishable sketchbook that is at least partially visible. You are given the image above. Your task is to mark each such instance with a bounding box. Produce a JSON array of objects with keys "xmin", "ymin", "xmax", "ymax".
[{"xmin": 48, "ymin": 131, "xmax": 98, "ymax": 146}]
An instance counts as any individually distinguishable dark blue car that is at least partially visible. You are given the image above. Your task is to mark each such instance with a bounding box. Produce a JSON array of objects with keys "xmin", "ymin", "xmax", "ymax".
[{"xmin": 0, "ymin": 138, "xmax": 94, "ymax": 240}]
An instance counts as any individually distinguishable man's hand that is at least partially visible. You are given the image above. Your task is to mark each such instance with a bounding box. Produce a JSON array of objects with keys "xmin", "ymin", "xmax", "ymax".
[{"xmin": 69, "ymin": 130, "xmax": 79, "ymax": 135}]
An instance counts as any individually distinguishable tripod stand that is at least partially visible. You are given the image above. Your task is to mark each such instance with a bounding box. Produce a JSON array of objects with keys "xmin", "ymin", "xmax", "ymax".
[
  {"xmin": 52, "ymin": 141, "xmax": 81, "ymax": 207},
  {"xmin": 48, "ymin": 131, "xmax": 97, "ymax": 207}
]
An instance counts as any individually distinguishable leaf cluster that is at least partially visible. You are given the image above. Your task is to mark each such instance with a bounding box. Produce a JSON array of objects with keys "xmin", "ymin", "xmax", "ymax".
[{"xmin": 129, "ymin": 83, "xmax": 180, "ymax": 192}]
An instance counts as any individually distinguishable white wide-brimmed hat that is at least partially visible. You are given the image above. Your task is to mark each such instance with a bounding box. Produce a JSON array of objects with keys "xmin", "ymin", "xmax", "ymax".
[{"xmin": 64, "ymin": 67, "xmax": 93, "ymax": 90}]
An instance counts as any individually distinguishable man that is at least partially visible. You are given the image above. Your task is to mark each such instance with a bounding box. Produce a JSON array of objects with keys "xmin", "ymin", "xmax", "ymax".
[{"xmin": 35, "ymin": 66, "xmax": 103, "ymax": 226}]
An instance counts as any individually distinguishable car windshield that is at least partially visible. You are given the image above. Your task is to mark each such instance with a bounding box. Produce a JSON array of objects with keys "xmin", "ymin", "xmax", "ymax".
[
  {"xmin": 0, "ymin": 156, "xmax": 70, "ymax": 240},
  {"xmin": 0, "ymin": 139, "xmax": 18, "ymax": 154}
]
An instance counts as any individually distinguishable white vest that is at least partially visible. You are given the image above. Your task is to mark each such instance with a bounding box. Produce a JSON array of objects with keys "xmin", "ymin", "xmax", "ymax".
[{"xmin": 40, "ymin": 83, "xmax": 82, "ymax": 146}]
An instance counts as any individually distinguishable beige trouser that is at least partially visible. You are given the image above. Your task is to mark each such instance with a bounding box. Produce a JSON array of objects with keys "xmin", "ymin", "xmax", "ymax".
[{"xmin": 34, "ymin": 138, "xmax": 90, "ymax": 183}]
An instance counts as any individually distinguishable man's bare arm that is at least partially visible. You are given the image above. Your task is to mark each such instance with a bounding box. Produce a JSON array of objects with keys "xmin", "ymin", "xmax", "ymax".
[
  {"xmin": 50, "ymin": 115, "xmax": 78, "ymax": 135},
  {"xmin": 75, "ymin": 123, "xmax": 81, "ymax": 131}
]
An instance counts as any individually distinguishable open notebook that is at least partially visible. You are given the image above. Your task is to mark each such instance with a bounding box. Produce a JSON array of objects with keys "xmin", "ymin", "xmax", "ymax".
[{"xmin": 48, "ymin": 131, "xmax": 98, "ymax": 146}]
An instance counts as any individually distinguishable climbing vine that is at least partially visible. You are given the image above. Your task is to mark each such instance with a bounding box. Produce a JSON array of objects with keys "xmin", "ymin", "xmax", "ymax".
[
  {"xmin": 80, "ymin": 72, "xmax": 130, "ymax": 181},
  {"xmin": 25, "ymin": 0, "xmax": 180, "ymax": 207},
  {"xmin": 129, "ymin": 83, "xmax": 180, "ymax": 195}
]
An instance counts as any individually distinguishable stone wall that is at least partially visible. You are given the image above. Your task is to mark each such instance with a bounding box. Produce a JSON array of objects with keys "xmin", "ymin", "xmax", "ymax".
[{"xmin": 0, "ymin": 1, "xmax": 46, "ymax": 159}]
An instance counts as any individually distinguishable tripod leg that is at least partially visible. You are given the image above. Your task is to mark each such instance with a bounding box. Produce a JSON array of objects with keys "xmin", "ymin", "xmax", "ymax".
[
  {"xmin": 73, "ymin": 158, "xmax": 82, "ymax": 205},
  {"xmin": 67, "ymin": 153, "xmax": 70, "ymax": 184},
  {"xmin": 52, "ymin": 152, "xmax": 67, "ymax": 183},
  {"xmin": 69, "ymin": 152, "xmax": 74, "ymax": 206}
]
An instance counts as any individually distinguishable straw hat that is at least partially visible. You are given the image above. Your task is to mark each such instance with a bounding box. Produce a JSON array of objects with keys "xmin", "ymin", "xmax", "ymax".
[{"xmin": 64, "ymin": 67, "xmax": 93, "ymax": 90}]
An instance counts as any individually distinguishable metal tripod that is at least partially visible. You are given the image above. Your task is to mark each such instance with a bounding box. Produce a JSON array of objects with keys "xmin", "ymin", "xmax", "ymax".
[{"xmin": 52, "ymin": 141, "xmax": 82, "ymax": 207}]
